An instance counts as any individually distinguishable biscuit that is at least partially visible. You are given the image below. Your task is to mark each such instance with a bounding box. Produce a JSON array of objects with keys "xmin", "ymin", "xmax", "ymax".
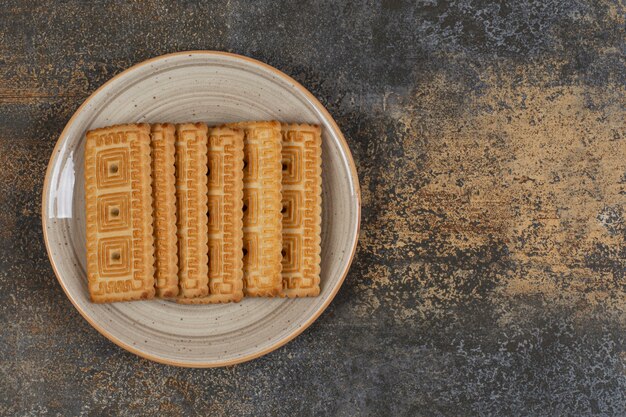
[
  {"xmin": 226, "ymin": 121, "xmax": 283, "ymax": 297},
  {"xmin": 280, "ymin": 124, "xmax": 322, "ymax": 297},
  {"xmin": 178, "ymin": 126, "xmax": 244, "ymax": 304},
  {"xmin": 85, "ymin": 123, "xmax": 155, "ymax": 303},
  {"xmin": 150, "ymin": 123, "xmax": 179, "ymax": 298},
  {"xmin": 175, "ymin": 123, "xmax": 209, "ymax": 298}
]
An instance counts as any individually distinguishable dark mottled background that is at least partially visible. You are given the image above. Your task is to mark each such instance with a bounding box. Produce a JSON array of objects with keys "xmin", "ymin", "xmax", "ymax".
[{"xmin": 1, "ymin": 0, "xmax": 625, "ymax": 416}]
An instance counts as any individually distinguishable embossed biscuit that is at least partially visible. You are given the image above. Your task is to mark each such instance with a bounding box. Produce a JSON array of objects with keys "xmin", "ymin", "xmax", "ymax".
[
  {"xmin": 175, "ymin": 123, "xmax": 209, "ymax": 298},
  {"xmin": 85, "ymin": 123, "xmax": 155, "ymax": 303},
  {"xmin": 178, "ymin": 126, "xmax": 244, "ymax": 304},
  {"xmin": 226, "ymin": 121, "xmax": 283, "ymax": 297},
  {"xmin": 280, "ymin": 124, "xmax": 322, "ymax": 297},
  {"xmin": 151, "ymin": 123, "xmax": 179, "ymax": 298}
]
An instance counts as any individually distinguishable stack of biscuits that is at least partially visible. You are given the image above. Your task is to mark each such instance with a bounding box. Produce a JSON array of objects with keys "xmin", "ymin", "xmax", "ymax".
[{"xmin": 84, "ymin": 121, "xmax": 321, "ymax": 303}]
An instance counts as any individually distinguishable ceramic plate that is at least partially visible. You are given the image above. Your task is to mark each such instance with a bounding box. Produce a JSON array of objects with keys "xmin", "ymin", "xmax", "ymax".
[{"xmin": 42, "ymin": 51, "xmax": 360, "ymax": 367}]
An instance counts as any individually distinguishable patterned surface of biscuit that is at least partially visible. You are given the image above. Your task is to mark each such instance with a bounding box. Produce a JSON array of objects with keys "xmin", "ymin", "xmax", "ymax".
[
  {"xmin": 84, "ymin": 123, "xmax": 155, "ymax": 303},
  {"xmin": 178, "ymin": 126, "xmax": 244, "ymax": 304},
  {"xmin": 227, "ymin": 121, "xmax": 283, "ymax": 297},
  {"xmin": 175, "ymin": 123, "xmax": 209, "ymax": 298},
  {"xmin": 151, "ymin": 124, "xmax": 178, "ymax": 298},
  {"xmin": 281, "ymin": 124, "xmax": 322, "ymax": 297}
]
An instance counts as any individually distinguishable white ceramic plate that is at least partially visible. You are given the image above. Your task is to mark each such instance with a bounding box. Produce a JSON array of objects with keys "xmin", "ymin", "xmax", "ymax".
[{"xmin": 42, "ymin": 51, "xmax": 360, "ymax": 367}]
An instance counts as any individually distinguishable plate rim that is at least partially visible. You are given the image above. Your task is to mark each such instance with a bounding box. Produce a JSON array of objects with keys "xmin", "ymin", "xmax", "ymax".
[{"xmin": 41, "ymin": 50, "xmax": 361, "ymax": 367}]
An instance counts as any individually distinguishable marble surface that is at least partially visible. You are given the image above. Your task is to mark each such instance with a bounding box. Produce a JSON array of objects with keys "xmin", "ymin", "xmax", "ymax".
[{"xmin": 0, "ymin": 0, "xmax": 624, "ymax": 415}]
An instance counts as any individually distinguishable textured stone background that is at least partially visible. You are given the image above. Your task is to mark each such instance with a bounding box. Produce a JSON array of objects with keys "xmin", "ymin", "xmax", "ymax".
[{"xmin": 1, "ymin": 0, "xmax": 625, "ymax": 415}]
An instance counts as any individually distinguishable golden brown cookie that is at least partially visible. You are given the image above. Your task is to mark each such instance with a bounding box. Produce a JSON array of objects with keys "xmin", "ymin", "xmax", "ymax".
[
  {"xmin": 226, "ymin": 121, "xmax": 283, "ymax": 297},
  {"xmin": 150, "ymin": 123, "xmax": 179, "ymax": 298},
  {"xmin": 85, "ymin": 123, "xmax": 155, "ymax": 303},
  {"xmin": 175, "ymin": 122, "xmax": 209, "ymax": 298},
  {"xmin": 280, "ymin": 124, "xmax": 322, "ymax": 297},
  {"xmin": 178, "ymin": 126, "xmax": 244, "ymax": 304}
]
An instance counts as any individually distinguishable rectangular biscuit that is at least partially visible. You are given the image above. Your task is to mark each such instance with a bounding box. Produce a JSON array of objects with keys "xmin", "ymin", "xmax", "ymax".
[
  {"xmin": 151, "ymin": 123, "xmax": 179, "ymax": 298},
  {"xmin": 226, "ymin": 121, "xmax": 283, "ymax": 297},
  {"xmin": 178, "ymin": 126, "xmax": 245, "ymax": 304},
  {"xmin": 175, "ymin": 122, "xmax": 209, "ymax": 298},
  {"xmin": 280, "ymin": 124, "xmax": 322, "ymax": 297},
  {"xmin": 85, "ymin": 123, "xmax": 155, "ymax": 303}
]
